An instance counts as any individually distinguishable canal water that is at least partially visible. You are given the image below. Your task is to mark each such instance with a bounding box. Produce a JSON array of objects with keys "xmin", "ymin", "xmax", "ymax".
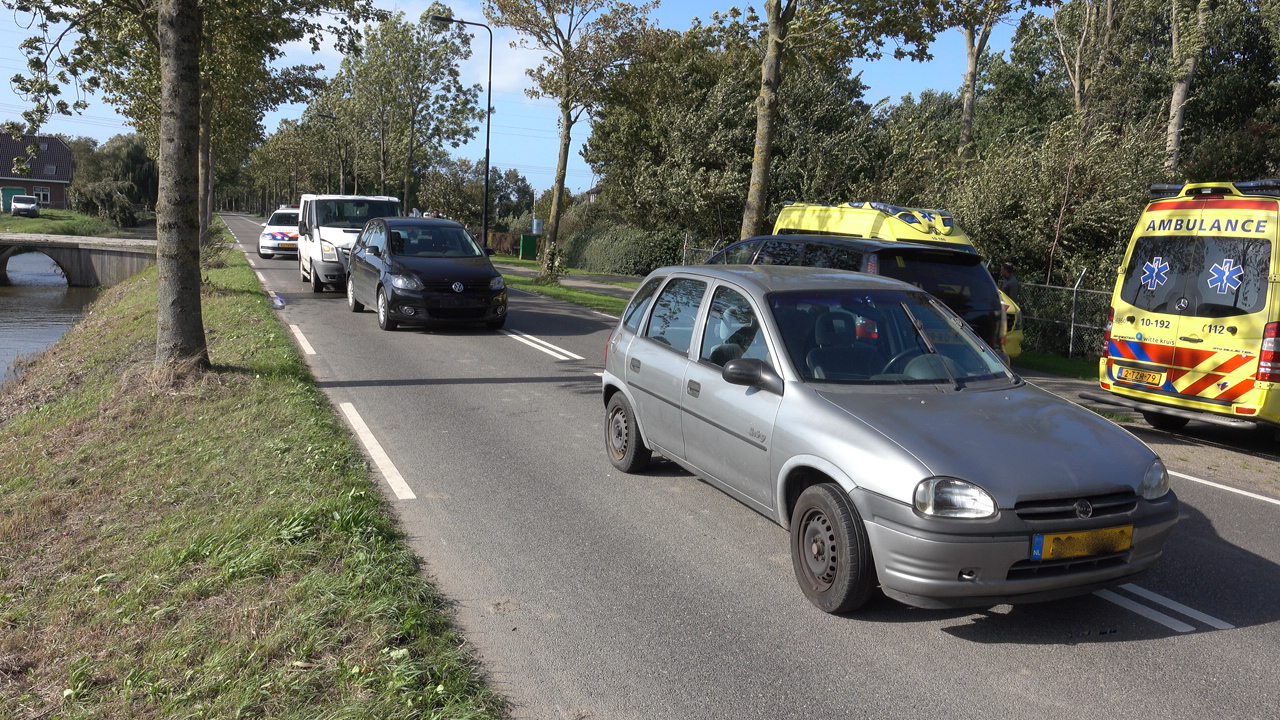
[{"xmin": 0, "ymin": 252, "xmax": 100, "ymax": 381}]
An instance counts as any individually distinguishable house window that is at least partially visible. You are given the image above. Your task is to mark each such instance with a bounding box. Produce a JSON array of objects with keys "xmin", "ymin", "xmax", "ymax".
[
  {"xmin": 33, "ymin": 186, "xmax": 50, "ymax": 204},
  {"xmin": 39, "ymin": 142, "xmax": 48, "ymax": 150},
  {"xmin": 44, "ymin": 164, "xmax": 56, "ymax": 175}
]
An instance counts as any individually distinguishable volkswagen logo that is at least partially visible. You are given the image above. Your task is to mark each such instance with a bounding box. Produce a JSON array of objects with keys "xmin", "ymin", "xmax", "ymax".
[
  {"xmin": 452, "ymin": 282, "xmax": 464, "ymax": 293},
  {"xmin": 1074, "ymin": 500, "xmax": 1093, "ymax": 519}
]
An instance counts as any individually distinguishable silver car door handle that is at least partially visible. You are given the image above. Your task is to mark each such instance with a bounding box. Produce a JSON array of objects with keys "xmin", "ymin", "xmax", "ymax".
[
  {"xmin": 630, "ymin": 358, "xmax": 642, "ymax": 372},
  {"xmin": 687, "ymin": 380, "xmax": 700, "ymax": 398}
]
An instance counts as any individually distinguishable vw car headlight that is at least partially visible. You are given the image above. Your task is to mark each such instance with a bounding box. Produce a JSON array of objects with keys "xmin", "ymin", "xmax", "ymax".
[
  {"xmin": 1140, "ymin": 457, "xmax": 1170, "ymax": 500},
  {"xmin": 914, "ymin": 477, "xmax": 997, "ymax": 518},
  {"xmin": 389, "ymin": 274, "xmax": 424, "ymax": 291},
  {"xmin": 490, "ymin": 275, "xmax": 506, "ymax": 291}
]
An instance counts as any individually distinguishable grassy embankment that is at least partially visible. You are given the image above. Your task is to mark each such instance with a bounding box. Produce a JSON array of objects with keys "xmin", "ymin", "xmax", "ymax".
[
  {"xmin": 493, "ymin": 255, "xmax": 631, "ymax": 316},
  {"xmin": 0, "ymin": 234, "xmax": 503, "ymax": 718},
  {"xmin": 0, "ymin": 209, "xmax": 121, "ymax": 236}
]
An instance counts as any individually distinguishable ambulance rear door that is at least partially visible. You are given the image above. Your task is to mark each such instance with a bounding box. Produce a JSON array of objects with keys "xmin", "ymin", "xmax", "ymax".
[{"xmin": 1116, "ymin": 196, "xmax": 1275, "ymax": 409}]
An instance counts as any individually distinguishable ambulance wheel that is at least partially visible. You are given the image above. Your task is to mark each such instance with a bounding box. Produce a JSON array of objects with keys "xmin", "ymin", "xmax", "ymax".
[{"xmin": 1142, "ymin": 411, "xmax": 1189, "ymax": 432}]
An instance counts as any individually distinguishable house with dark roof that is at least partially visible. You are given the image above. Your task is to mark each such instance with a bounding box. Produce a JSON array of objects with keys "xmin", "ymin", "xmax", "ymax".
[{"xmin": 1, "ymin": 133, "xmax": 75, "ymax": 210}]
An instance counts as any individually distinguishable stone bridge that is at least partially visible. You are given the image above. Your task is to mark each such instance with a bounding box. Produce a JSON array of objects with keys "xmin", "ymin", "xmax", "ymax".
[{"xmin": 0, "ymin": 234, "xmax": 157, "ymax": 287}]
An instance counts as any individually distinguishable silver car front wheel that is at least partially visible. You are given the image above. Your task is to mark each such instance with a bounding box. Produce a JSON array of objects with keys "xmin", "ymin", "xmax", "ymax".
[{"xmin": 790, "ymin": 484, "xmax": 874, "ymax": 613}]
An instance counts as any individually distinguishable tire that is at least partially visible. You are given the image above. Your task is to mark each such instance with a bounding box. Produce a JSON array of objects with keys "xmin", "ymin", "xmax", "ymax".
[
  {"xmin": 1142, "ymin": 411, "xmax": 1189, "ymax": 432},
  {"xmin": 347, "ymin": 277, "xmax": 364, "ymax": 313},
  {"xmin": 605, "ymin": 393, "xmax": 651, "ymax": 473},
  {"xmin": 485, "ymin": 314, "xmax": 507, "ymax": 330},
  {"xmin": 299, "ymin": 256, "xmax": 308, "ymax": 284},
  {"xmin": 377, "ymin": 288, "xmax": 398, "ymax": 331},
  {"xmin": 790, "ymin": 484, "xmax": 874, "ymax": 614},
  {"xmin": 310, "ymin": 260, "xmax": 324, "ymax": 293}
]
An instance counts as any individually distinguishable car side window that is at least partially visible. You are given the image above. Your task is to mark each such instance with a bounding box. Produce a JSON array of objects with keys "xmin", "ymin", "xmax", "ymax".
[
  {"xmin": 623, "ymin": 278, "xmax": 663, "ymax": 332},
  {"xmin": 707, "ymin": 240, "xmax": 761, "ymax": 265},
  {"xmin": 807, "ymin": 242, "xmax": 863, "ymax": 271},
  {"xmin": 756, "ymin": 240, "xmax": 806, "ymax": 266},
  {"xmin": 699, "ymin": 287, "xmax": 770, "ymax": 368},
  {"xmin": 644, "ymin": 278, "xmax": 708, "ymax": 353},
  {"xmin": 369, "ymin": 224, "xmax": 387, "ymax": 253},
  {"xmin": 355, "ymin": 225, "xmax": 372, "ymax": 251}
]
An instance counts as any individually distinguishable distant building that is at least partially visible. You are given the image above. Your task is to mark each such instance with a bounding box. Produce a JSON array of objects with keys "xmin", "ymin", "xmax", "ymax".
[{"xmin": 1, "ymin": 133, "xmax": 75, "ymax": 209}]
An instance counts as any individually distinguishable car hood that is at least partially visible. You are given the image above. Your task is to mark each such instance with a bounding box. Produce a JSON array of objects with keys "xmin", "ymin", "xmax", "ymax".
[
  {"xmin": 815, "ymin": 382, "xmax": 1156, "ymax": 505},
  {"xmin": 390, "ymin": 255, "xmax": 498, "ymax": 280}
]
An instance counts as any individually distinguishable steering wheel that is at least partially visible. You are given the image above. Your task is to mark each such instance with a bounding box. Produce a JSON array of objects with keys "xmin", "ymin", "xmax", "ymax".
[{"xmin": 880, "ymin": 348, "xmax": 923, "ymax": 375}]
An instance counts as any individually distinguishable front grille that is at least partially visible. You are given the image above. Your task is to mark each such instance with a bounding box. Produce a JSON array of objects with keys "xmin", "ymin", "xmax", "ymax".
[
  {"xmin": 1006, "ymin": 552, "xmax": 1128, "ymax": 580},
  {"xmin": 421, "ymin": 280, "xmax": 488, "ymax": 293},
  {"xmin": 427, "ymin": 307, "xmax": 487, "ymax": 320},
  {"xmin": 1013, "ymin": 491, "xmax": 1138, "ymax": 521}
]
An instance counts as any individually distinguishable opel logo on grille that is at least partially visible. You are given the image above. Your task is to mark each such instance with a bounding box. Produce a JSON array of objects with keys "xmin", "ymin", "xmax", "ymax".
[
  {"xmin": 1074, "ymin": 500, "xmax": 1093, "ymax": 519},
  {"xmin": 452, "ymin": 282, "xmax": 464, "ymax": 293}
]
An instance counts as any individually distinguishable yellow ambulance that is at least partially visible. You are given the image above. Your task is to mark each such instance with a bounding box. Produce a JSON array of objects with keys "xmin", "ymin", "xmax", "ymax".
[
  {"xmin": 772, "ymin": 201, "xmax": 1023, "ymax": 358},
  {"xmin": 1094, "ymin": 180, "xmax": 1280, "ymax": 431}
]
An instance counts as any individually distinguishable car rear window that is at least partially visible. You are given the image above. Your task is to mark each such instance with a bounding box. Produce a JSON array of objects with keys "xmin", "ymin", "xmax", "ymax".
[
  {"xmin": 1120, "ymin": 235, "xmax": 1271, "ymax": 317},
  {"xmin": 874, "ymin": 250, "xmax": 1001, "ymax": 312}
]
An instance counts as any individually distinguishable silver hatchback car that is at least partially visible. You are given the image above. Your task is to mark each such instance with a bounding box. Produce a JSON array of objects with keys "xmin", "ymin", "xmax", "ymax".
[{"xmin": 602, "ymin": 265, "xmax": 1179, "ymax": 613}]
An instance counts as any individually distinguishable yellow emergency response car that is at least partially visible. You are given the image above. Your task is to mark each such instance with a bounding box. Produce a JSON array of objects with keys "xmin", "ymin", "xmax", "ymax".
[
  {"xmin": 1091, "ymin": 180, "xmax": 1280, "ymax": 431},
  {"xmin": 772, "ymin": 202, "xmax": 1023, "ymax": 358}
]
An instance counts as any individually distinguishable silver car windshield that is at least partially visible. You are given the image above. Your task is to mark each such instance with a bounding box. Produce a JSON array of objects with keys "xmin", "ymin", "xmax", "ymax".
[{"xmin": 769, "ymin": 289, "xmax": 1011, "ymax": 385}]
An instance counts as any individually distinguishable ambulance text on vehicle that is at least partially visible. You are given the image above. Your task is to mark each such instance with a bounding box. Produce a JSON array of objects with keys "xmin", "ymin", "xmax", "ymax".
[{"xmin": 1094, "ymin": 180, "xmax": 1280, "ymax": 431}]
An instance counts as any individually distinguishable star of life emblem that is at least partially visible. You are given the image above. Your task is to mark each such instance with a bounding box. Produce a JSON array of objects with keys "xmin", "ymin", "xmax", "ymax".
[
  {"xmin": 1208, "ymin": 259, "xmax": 1244, "ymax": 294},
  {"xmin": 1141, "ymin": 257, "xmax": 1169, "ymax": 290}
]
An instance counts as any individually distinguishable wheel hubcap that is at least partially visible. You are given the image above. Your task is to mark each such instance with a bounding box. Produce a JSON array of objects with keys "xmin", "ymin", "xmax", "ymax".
[
  {"xmin": 799, "ymin": 509, "xmax": 838, "ymax": 589},
  {"xmin": 608, "ymin": 407, "xmax": 627, "ymax": 459},
  {"xmin": 379, "ymin": 293, "xmax": 387, "ymax": 323}
]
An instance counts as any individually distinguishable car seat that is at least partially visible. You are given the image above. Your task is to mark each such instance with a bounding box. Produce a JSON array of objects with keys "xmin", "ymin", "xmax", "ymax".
[{"xmin": 805, "ymin": 310, "xmax": 885, "ymax": 380}]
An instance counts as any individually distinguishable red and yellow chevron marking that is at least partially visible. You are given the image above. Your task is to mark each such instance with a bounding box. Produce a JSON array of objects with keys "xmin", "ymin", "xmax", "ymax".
[
  {"xmin": 1110, "ymin": 337, "xmax": 1257, "ymax": 403},
  {"xmin": 1167, "ymin": 351, "xmax": 1257, "ymax": 403}
]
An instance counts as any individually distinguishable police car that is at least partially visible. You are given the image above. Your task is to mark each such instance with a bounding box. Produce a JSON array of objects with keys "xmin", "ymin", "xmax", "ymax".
[{"xmin": 258, "ymin": 206, "xmax": 300, "ymax": 259}]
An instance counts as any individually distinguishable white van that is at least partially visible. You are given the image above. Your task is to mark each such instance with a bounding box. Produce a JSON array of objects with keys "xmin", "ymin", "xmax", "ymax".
[{"xmin": 297, "ymin": 194, "xmax": 401, "ymax": 292}]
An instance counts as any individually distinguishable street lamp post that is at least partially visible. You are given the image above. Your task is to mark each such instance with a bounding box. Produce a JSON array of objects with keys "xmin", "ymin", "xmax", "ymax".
[{"xmin": 430, "ymin": 14, "xmax": 493, "ymax": 248}]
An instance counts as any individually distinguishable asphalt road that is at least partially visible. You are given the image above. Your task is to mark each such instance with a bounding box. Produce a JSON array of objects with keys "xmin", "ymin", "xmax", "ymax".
[{"xmin": 223, "ymin": 213, "xmax": 1280, "ymax": 720}]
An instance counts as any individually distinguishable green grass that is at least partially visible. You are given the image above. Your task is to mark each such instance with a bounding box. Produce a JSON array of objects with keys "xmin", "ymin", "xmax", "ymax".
[
  {"xmin": 1011, "ymin": 350, "xmax": 1100, "ymax": 380},
  {"xmin": 505, "ymin": 274, "xmax": 628, "ymax": 316},
  {"xmin": 0, "ymin": 228, "xmax": 504, "ymax": 719},
  {"xmin": 493, "ymin": 254, "xmax": 641, "ymax": 289},
  {"xmin": 0, "ymin": 208, "xmax": 122, "ymax": 236}
]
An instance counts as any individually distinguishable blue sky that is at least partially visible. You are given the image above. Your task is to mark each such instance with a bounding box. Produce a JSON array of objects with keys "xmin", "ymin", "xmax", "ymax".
[{"xmin": 1, "ymin": 2, "xmax": 1017, "ymax": 193}]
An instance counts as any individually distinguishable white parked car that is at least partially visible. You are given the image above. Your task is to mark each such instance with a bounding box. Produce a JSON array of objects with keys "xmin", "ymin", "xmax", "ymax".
[{"xmin": 10, "ymin": 195, "xmax": 40, "ymax": 218}]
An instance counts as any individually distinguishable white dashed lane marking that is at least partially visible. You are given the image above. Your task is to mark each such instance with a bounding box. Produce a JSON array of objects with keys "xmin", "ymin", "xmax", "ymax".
[
  {"xmin": 1171, "ymin": 470, "xmax": 1280, "ymax": 507},
  {"xmin": 1095, "ymin": 584, "xmax": 1234, "ymax": 633},
  {"xmin": 289, "ymin": 324, "xmax": 316, "ymax": 355},
  {"xmin": 340, "ymin": 403, "xmax": 416, "ymax": 500}
]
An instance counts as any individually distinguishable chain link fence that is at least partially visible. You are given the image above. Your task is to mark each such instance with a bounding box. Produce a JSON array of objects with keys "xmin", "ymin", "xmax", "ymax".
[{"xmin": 1017, "ymin": 271, "xmax": 1112, "ymax": 359}]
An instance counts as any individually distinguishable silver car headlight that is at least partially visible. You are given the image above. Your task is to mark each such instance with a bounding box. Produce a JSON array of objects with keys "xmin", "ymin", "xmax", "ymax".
[
  {"xmin": 914, "ymin": 477, "xmax": 997, "ymax": 519},
  {"xmin": 489, "ymin": 275, "xmax": 506, "ymax": 291},
  {"xmin": 320, "ymin": 241, "xmax": 338, "ymax": 262},
  {"xmin": 389, "ymin": 274, "xmax": 424, "ymax": 291},
  {"xmin": 1140, "ymin": 457, "xmax": 1170, "ymax": 500}
]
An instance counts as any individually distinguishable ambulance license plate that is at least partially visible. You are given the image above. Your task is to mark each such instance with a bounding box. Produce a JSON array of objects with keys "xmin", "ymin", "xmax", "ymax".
[
  {"xmin": 1118, "ymin": 367, "xmax": 1162, "ymax": 386},
  {"xmin": 1031, "ymin": 526, "xmax": 1133, "ymax": 560}
]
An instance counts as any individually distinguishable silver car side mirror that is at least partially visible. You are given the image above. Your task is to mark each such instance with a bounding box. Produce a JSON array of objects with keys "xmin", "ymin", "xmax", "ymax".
[{"xmin": 722, "ymin": 358, "xmax": 784, "ymax": 396}]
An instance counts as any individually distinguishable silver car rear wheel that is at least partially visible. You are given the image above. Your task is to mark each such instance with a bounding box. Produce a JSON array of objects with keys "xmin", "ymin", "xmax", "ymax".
[
  {"xmin": 790, "ymin": 484, "xmax": 874, "ymax": 613},
  {"xmin": 605, "ymin": 393, "xmax": 650, "ymax": 473}
]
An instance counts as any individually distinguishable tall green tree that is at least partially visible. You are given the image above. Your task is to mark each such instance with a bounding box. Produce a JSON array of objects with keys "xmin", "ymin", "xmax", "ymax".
[
  {"xmin": 485, "ymin": 0, "xmax": 657, "ymax": 281},
  {"xmin": 6, "ymin": 0, "xmax": 379, "ymax": 367}
]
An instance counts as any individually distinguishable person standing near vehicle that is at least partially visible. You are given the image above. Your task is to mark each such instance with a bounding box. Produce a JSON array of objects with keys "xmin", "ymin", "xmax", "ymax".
[{"xmin": 999, "ymin": 262, "xmax": 1021, "ymax": 301}]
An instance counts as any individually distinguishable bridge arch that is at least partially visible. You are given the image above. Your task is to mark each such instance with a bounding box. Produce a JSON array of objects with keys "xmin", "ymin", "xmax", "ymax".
[
  {"xmin": 0, "ymin": 235, "xmax": 155, "ymax": 287},
  {"xmin": 0, "ymin": 246, "xmax": 73, "ymax": 286}
]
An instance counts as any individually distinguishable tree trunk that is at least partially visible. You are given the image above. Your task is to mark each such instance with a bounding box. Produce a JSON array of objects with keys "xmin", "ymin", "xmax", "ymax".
[
  {"xmin": 739, "ymin": 0, "xmax": 794, "ymax": 241},
  {"xmin": 539, "ymin": 101, "xmax": 575, "ymax": 281},
  {"xmin": 959, "ymin": 20, "xmax": 992, "ymax": 157},
  {"xmin": 155, "ymin": 0, "xmax": 209, "ymax": 368},
  {"xmin": 1165, "ymin": 0, "xmax": 1208, "ymax": 170},
  {"xmin": 198, "ymin": 30, "xmax": 213, "ymax": 248}
]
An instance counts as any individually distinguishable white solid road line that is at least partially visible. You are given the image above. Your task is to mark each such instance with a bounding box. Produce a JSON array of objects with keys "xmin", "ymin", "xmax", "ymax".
[
  {"xmin": 499, "ymin": 329, "xmax": 582, "ymax": 361},
  {"xmin": 339, "ymin": 403, "xmax": 416, "ymax": 500},
  {"xmin": 1120, "ymin": 583, "xmax": 1235, "ymax": 630},
  {"xmin": 507, "ymin": 329, "xmax": 585, "ymax": 359},
  {"xmin": 1094, "ymin": 589, "xmax": 1196, "ymax": 633},
  {"xmin": 1171, "ymin": 470, "xmax": 1280, "ymax": 507},
  {"xmin": 255, "ymin": 271, "xmax": 266, "ymax": 284},
  {"xmin": 289, "ymin": 324, "xmax": 316, "ymax": 355}
]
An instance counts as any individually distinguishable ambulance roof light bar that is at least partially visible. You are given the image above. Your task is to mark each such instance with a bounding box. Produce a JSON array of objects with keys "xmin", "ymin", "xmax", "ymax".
[
  {"xmin": 1150, "ymin": 183, "xmax": 1183, "ymax": 199},
  {"xmin": 1233, "ymin": 179, "xmax": 1280, "ymax": 196}
]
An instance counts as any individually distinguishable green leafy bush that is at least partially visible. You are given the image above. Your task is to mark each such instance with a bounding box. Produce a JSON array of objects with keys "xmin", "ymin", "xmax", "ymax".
[{"xmin": 68, "ymin": 179, "xmax": 138, "ymax": 228}]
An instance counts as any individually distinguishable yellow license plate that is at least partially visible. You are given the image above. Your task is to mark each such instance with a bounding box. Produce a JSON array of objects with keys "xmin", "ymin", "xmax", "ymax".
[
  {"xmin": 1118, "ymin": 367, "xmax": 1162, "ymax": 386},
  {"xmin": 278, "ymin": 243, "xmax": 297, "ymax": 249},
  {"xmin": 1031, "ymin": 526, "xmax": 1133, "ymax": 560}
]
